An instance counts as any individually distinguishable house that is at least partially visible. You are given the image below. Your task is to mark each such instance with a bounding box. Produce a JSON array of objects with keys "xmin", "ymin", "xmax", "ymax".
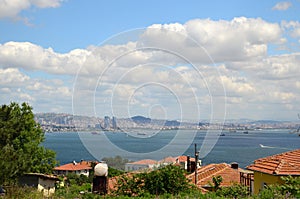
[
  {"xmin": 247, "ymin": 149, "xmax": 300, "ymax": 194},
  {"xmin": 125, "ymin": 156, "xmax": 201, "ymax": 172},
  {"xmin": 175, "ymin": 155, "xmax": 200, "ymax": 172},
  {"xmin": 125, "ymin": 159, "xmax": 158, "ymax": 172},
  {"xmin": 187, "ymin": 163, "xmax": 245, "ymax": 192},
  {"xmin": 54, "ymin": 160, "xmax": 93, "ymax": 176},
  {"xmin": 19, "ymin": 173, "xmax": 59, "ymax": 196},
  {"xmin": 159, "ymin": 156, "xmax": 177, "ymax": 166}
]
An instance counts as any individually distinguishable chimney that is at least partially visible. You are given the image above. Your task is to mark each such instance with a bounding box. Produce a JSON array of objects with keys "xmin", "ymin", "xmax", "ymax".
[
  {"xmin": 231, "ymin": 162, "xmax": 238, "ymax": 169},
  {"xmin": 187, "ymin": 156, "xmax": 191, "ymax": 172}
]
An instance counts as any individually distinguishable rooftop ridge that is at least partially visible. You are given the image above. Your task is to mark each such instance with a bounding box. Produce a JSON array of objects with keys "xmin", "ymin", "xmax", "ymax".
[{"xmin": 247, "ymin": 149, "xmax": 300, "ymax": 175}]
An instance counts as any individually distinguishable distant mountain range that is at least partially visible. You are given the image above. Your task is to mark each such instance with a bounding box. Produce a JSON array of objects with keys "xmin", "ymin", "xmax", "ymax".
[
  {"xmin": 34, "ymin": 112, "xmax": 297, "ymax": 124},
  {"xmin": 33, "ymin": 111, "xmax": 299, "ymax": 133},
  {"xmin": 130, "ymin": 116, "xmax": 180, "ymax": 126}
]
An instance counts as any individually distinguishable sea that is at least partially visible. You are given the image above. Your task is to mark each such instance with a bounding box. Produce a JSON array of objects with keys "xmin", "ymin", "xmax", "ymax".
[{"xmin": 43, "ymin": 129, "xmax": 299, "ymax": 168}]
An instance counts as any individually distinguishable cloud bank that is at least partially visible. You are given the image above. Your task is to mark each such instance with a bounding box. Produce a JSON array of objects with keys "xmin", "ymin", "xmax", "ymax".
[
  {"xmin": 0, "ymin": 17, "xmax": 299, "ymax": 120},
  {"xmin": 272, "ymin": 1, "xmax": 292, "ymax": 11},
  {"xmin": 0, "ymin": 0, "xmax": 63, "ymax": 20}
]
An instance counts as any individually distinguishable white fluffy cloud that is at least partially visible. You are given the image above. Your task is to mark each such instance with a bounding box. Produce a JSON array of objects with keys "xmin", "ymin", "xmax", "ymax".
[
  {"xmin": 139, "ymin": 17, "xmax": 283, "ymax": 63},
  {"xmin": 0, "ymin": 0, "xmax": 62, "ymax": 19},
  {"xmin": 282, "ymin": 20, "xmax": 300, "ymax": 38},
  {"xmin": 0, "ymin": 68, "xmax": 29, "ymax": 85},
  {"xmin": 0, "ymin": 17, "xmax": 299, "ymax": 120},
  {"xmin": 0, "ymin": 42, "xmax": 89, "ymax": 75},
  {"xmin": 272, "ymin": 1, "xmax": 292, "ymax": 11},
  {"xmin": 0, "ymin": 67, "xmax": 72, "ymax": 112}
]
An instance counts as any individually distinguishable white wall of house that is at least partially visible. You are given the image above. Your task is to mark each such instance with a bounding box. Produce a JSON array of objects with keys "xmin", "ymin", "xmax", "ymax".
[
  {"xmin": 125, "ymin": 163, "xmax": 157, "ymax": 172},
  {"xmin": 37, "ymin": 177, "xmax": 56, "ymax": 197},
  {"xmin": 55, "ymin": 169, "xmax": 89, "ymax": 176}
]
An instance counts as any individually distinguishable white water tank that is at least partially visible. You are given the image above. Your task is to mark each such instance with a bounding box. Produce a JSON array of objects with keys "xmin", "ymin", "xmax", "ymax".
[{"xmin": 94, "ymin": 162, "xmax": 108, "ymax": 177}]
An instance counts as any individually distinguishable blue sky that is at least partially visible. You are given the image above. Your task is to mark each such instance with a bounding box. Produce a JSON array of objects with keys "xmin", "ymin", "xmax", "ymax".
[
  {"xmin": 1, "ymin": 0, "xmax": 299, "ymax": 52},
  {"xmin": 0, "ymin": 0, "xmax": 300, "ymax": 121}
]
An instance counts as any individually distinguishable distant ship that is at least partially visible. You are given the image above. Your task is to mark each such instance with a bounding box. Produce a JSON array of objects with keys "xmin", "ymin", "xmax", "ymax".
[
  {"xmin": 259, "ymin": 144, "xmax": 274, "ymax": 148},
  {"xmin": 243, "ymin": 131, "xmax": 249, "ymax": 134}
]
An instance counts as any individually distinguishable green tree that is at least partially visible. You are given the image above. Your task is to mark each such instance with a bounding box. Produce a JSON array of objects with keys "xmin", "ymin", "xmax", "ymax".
[
  {"xmin": 108, "ymin": 167, "xmax": 124, "ymax": 177},
  {"xmin": 216, "ymin": 184, "xmax": 249, "ymax": 199},
  {"xmin": 102, "ymin": 155, "xmax": 129, "ymax": 170},
  {"xmin": 212, "ymin": 175, "xmax": 223, "ymax": 191},
  {"xmin": 144, "ymin": 164, "xmax": 191, "ymax": 195},
  {"xmin": 115, "ymin": 164, "xmax": 192, "ymax": 197},
  {"xmin": 278, "ymin": 176, "xmax": 300, "ymax": 197},
  {"xmin": 0, "ymin": 102, "xmax": 57, "ymax": 185},
  {"xmin": 257, "ymin": 176, "xmax": 300, "ymax": 199}
]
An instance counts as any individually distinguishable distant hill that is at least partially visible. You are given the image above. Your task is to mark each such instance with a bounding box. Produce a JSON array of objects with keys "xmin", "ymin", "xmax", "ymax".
[
  {"xmin": 131, "ymin": 116, "xmax": 151, "ymax": 124},
  {"xmin": 164, "ymin": 120, "xmax": 180, "ymax": 126},
  {"xmin": 250, "ymin": 120, "xmax": 283, "ymax": 124},
  {"xmin": 34, "ymin": 112, "xmax": 296, "ymax": 131}
]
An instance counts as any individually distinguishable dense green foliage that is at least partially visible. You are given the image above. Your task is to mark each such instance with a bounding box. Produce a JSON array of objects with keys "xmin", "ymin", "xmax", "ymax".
[
  {"xmin": 212, "ymin": 175, "xmax": 223, "ymax": 191},
  {"xmin": 216, "ymin": 184, "xmax": 249, "ymax": 198},
  {"xmin": 102, "ymin": 155, "xmax": 129, "ymax": 170},
  {"xmin": 108, "ymin": 166, "xmax": 125, "ymax": 177},
  {"xmin": 2, "ymin": 186, "xmax": 44, "ymax": 199},
  {"xmin": 2, "ymin": 176, "xmax": 300, "ymax": 198},
  {"xmin": 65, "ymin": 173, "xmax": 91, "ymax": 186},
  {"xmin": 258, "ymin": 176, "xmax": 300, "ymax": 199},
  {"xmin": 52, "ymin": 173, "xmax": 93, "ymax": 198},
  {"xmin": 114, "ymin": 164, "xmax": 193, "ymax": 197},
  {"xmin": 0, "ymin": 102, "xmax": 57, "ymax": 185}
]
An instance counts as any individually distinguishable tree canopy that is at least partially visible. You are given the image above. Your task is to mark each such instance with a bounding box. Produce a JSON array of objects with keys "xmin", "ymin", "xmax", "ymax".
[
  {"xmin": 115, "ymin": 164, "xmax": 192, "ymax": 197},
  {"xmin": 0, "ymin": 102, "xmax": 57, "ymax": 185},
  {"xmin": 102, "ymin": 155, "xmax": 129, "ymax": 170}
]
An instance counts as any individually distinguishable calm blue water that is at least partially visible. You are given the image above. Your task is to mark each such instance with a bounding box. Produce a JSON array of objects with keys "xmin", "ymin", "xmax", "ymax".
[{"xmin": 43, "ymin": 129, "xmax": 299, "ymax": 168}]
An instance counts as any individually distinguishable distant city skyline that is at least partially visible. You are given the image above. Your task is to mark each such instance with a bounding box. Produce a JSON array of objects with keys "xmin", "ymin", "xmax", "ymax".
[{"xmin": 1, "ymin": 1, "xmax": 300, "ymax": 121}]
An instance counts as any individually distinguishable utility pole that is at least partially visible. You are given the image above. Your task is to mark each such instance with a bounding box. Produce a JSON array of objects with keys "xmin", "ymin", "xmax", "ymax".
[{"xmin": 194, "ymin": 143, "xmax": 199, "ymax": 185}]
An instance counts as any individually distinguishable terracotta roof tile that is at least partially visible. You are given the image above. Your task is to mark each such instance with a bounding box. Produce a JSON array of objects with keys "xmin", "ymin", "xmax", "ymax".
[
  {"xmin": 187, "ymin": 163, "xmax": 241, "ymax": 188},
  {"xmin": 127, "ymin": 159, "xmax": 158, "ymax": 165},
  {"xmin": 54, "ymin": 162, "xmax": 92, "ymax": 171},
  {"xmin": 159, "ymin": 156, "xmax": 177, "ymax": 164},
  {"xmin": 177, "ymin": 156, "xmax": 195, "ymax": 162},
  {"xmin": 247, "ymin": 149, "xmax": 300, "ymax": 175}
]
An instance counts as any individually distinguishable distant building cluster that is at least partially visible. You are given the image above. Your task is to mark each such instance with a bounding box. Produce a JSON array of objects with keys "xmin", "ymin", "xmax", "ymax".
[
  {"xmin": 34, "ymin": 113, "xmax": 299, "ymax": 132},
  {"xmin": 102, "ymin": 116, "xmax": 118, "ymax": 130}
]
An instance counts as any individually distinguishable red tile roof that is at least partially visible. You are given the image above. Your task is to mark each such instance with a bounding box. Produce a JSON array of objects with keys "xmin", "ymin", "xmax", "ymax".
[
  {"xmin": 159, "ymin": 156, "xmax": 177, "ymax": 164},
  {"xmin": 54, "ymin": 162, "xmax": 92, "ymax": 171},
  {"xmin": 187, "ymin": 163, "xmax": 241, "ymax": 188},
  {"xmin": 127, "ymin": 159, "xmax": 158, "ymax": 165},
  {"xmin": 247, "ymin": 149, "xmax": 300, "ymax": 175},
  {"xmin": 177, "ymin": 156, "xmax": 195, "ymax": 162}
]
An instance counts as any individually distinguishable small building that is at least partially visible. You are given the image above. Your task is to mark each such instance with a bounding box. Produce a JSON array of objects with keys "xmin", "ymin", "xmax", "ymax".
[
  {"xmin": 125, "ymin": 159, "xmax": 158, "ymax": 172},
  {"xmin": 187, "ymin": 163, "xmax": 244, "ymax": 192},
  {"xmin": 54, "ymin": 160, "xmax": 92, "ymax": 176},
  {"xmin": 247, "ymin": 149, "xmax": 300, "ymax": 194},
  {"xmin": 175, "ymin": 156, "xmax": 200, "ymax": 172},
  {"xmin": 159, "ymin": 156, "xmax": 177, "ymax": 166},
  {"xmin": 19, "ymin": 173, "xmax": 59, "ymax": 196},
  {"xmin": 125, "ymin": 156, "xmax": 200, "ymax": 172}
]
